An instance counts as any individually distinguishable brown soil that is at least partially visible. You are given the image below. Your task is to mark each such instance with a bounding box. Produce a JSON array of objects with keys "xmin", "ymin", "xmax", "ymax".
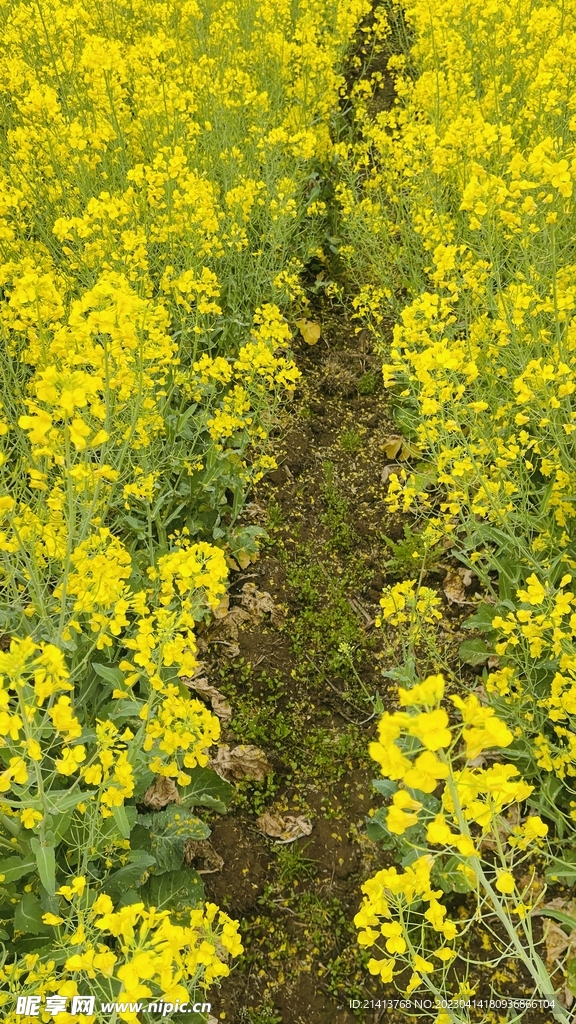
[{"xmin": 199, "ymin": 313, "xmax": 398, "ymax": 1024}]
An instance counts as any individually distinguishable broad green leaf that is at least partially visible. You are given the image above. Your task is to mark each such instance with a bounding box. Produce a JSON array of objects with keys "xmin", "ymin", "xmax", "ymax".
[
  {"xmin": 546, "ymin": 855, "xmax": 576, "ymax": 884},
  {"xmin": 107, "ymin": 699, "xmax": 145, "ymax": 720},
  {"xmin": 372, "ymin": 779, "xmax": 398, "ymax": 798},
  {"xmin": 462, "ymin": 604, "xmax": 498, "ymax": 632},
  {"xmin": 31, "ymin": 837, "xmax": 56, "ymax": 896},
  {"xmin": 48, "ymin": 808, "xmax": 73, "ymax": 842},
  {"xmin": 113, "ymin": 804, "xmax": 135, "ymax": 840},
  {"xmin": 139, "ymin": 806, "xmax": 210, "ymax": 875},
  {"xmin": 365, "ymin": 809, "xmax": 397, "ymax": 849},
  {"xmin": 458, "ymin": 638, "xmax": 490, "ymax": 666},
  {"xmin": 45, "ymin": 790, "xmax": 94, "ymax": 815},
  {"xmin": 14, "ymin": 893, "xmax": 51, "ymax": 935},
  {"xmin": 180, "ymin": 766, "xmax": 233, "ymax": 811},
  {"xmin": 104, "ymin": 850, "xmax": 156, "ymax": 900},
  {"xmin": 92, "ymin": 662, "xmax": 125, "ymax": 686},
  {"xmin": 143, "ymin": 868, "xmax": 204, "ymax": 914},
  {"xmin": 142, "ymin": 805, "xmax": 211, "ymax": 839},
  {"xmin": 0, "ymin": 855, "xmax": 36, "ymax": 884}
]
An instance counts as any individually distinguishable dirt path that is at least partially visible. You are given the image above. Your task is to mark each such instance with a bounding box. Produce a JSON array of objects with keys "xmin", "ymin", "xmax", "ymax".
[{"xmin": 195, "ymin": 310, "xmax": 402, "ymax": 1024}]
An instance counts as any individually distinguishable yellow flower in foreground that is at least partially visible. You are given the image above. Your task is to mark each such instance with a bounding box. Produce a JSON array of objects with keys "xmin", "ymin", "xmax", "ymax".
[
  {"xmin": 20, "ymin": 808, "xmax": 43, "ymax": 829},
  {"xmin": 368, "ymin": 957, "xmax": 395, "ymax": 982},
  {"xmin": 381, "ymin": 921, "xmax": 407, "ymax": 954},
  {"xmin": 386, "ymin": 790, "xmax": 422, "ymax": 835},
  {"xmin": 408, "ymin": 708, "xmax": 452, "ymax": 751},
  {"xmin": 42, "ymin": 913, "xmax": 64, "ymax": 926},
  {"xmin": 414, "ymin": 954, "xmax": 435, "ymax": 973},
  {"xmin": 55, "ymin": 745, "xmax": 86, "ymax": 775},
  {"xmin": 495, "ymin": 871, "xmax": 515, "ymax": 895},
  {"xmin": 57, "ymin": 876, "xmax": 87, "ymax": 901}
]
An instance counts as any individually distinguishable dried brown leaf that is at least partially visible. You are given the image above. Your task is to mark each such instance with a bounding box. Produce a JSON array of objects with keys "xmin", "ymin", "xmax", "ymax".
[
  {"xmin": 212, "ymin": 594, "xmax": 230, "ymax": 619},
  {"xmin": 142, "ymin": 776, "xmax": 181, "ymax": 811},
  {"xmin": 184, "ymin": 839, "xmax": 224, "ymax": 873},
  {"xmin": 381, "ymin": 464, "xmax": 398, "ymax": 484},
  {"xmin": 240, "ymin": 582, "xmax": 283, "ymax": 625},
  {"xmin": 217, "ymin": 605, "xmax": 251, "ymax": 640},
  {"xmin": 210, "ymin": 744, "xmax": 272, "ymax": 782},
  {"xmin": 545, "ymin": 920, "xmax": 574, "ymax": 963},
  {"xmin": 257, "ymin": 812, "xmax": 313, "ymax": 843},
  {"xmin": 182, "ymin": 676, "xmax": 232, "ymax": 723},
  {"xmin": 443, "ymin": 567, "xmax": 475, "ymax": 605}
]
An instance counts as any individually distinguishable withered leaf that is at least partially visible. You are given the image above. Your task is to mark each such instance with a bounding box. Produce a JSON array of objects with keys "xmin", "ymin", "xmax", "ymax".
[
  {"xmin": 257, "ymin": 812, "xmax": 312, "ymax": 843},
  {"xmin": 382, "ymin": 436, "xmax": 403, "ymax": 460},
  {"xmin": 182, "ymin": 676, "xmax": 232, "ymax": 723},
  {"xmin": 184, "ymin": 839, "xmax": 224, "ymax": 874},
  {"xmin": 212, "ymin": 594, "xmax": 230, "ymax": 619},
  {"xmin": 295, "ymin": 318, "xmax": 321, "ymax": 345},
  {"xmin": 217, "ymin": 605, "xmax": 251, "ymax": 641},
  {"xmin": 544, "ymin": 920, "xmax": 575, "ymax": 963},
  {"xmin": 210, "ymin": 744, "xmax": 272, "ymax": 782},
  {"xmin": 240, "ymin": 582, "xmax": 283, "ymax": 625},
  {"xmin": 381, "ymin": 464, "xmax": 399, "ymax": 484},
  {"xmin": 444, "ymin": 567, "xmax": 475, "ymax": 605},
  {"xmin": 142, "ymin": 776, "xmax": 181, "ymax": 810}
]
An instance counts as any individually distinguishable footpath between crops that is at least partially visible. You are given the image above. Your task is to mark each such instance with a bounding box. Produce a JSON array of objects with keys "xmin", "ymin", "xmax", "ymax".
[
  {"xmin": 190, "ymin": 306, "xmax": 501, "ymax": 1024},
  {"xmin": 193, "ymin": 310, "xmax": 393, "ymax": 1024}
]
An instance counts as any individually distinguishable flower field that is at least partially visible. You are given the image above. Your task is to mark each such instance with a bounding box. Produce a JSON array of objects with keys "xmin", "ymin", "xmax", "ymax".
[{"xmin": 2, "ymin": 0, "xmax": 576, "ymax": 1021}]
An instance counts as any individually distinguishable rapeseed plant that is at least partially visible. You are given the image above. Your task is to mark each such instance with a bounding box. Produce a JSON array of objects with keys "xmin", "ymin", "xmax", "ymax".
[
  {"xmin": 340, "ymin": 1, "xmax": 576, "ymax": 1014},
  {"xmin": 0, "ymin": 0, "xmax": 371, "ymax": 1014}
]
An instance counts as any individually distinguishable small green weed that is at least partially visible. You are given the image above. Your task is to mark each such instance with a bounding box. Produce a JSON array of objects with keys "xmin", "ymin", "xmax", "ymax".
[
  {"xmin": 358, "ymin": 370, "xmax": 380, "ymax": 395},
  {"xmin": 382, "ymin": 523, "xmax": 439, "ymax": 575},
  {"xmin": 274, "ymin": 842, "xmax": 317, "ymax": 883},
  {"xmin": 339, "ymin": 428, "xmax": 363, "ymax": 453},
  {"xmin": 267, "ymin": 498, "xmax": 285, "ymax": 529},
  {"xmin": 239, "ymin": 1006, "xmax": 283, "ymax": 1024},
  {"xmin": 320, "ymin": 460, "xmax": 357, "ymax": 551}
]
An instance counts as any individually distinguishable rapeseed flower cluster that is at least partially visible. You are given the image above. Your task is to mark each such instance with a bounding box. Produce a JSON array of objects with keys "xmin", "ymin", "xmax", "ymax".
[
  {"xmin": 357, "ymin": 674, "xmax": 552, "ymax": 1006},
  {"xmin": 342, "ymin": 5, "xmax": 576, "ymax": 1007}
]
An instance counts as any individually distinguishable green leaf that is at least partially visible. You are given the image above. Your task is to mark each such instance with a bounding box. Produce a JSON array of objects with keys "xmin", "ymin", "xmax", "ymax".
[
  {"xmin": 434, "ymin": 855, "xmax": 475, "ymax": 894},
  {"xmin": 180, "ymin": 766, "xmax": 233, "ymax": 811},
  {"xmin": 92, "ymin": 662, "xmax": 125, "ymax": 686},
  {"xmin": 113, "ymin": 805, "xmax": 136, "ymax": 840},
  {"xmin": 546, "ymin": 855, "xmax": 576, "ymax": 884},
  {"xmin": 14, "ymin": 893, "xmax": 51, "ymax": 935},
  {"xmin": 0, "ymin": 855, "xmax": 36, "ymax": 884},
  {"xmin": 30, "ymin": 837, "xmax": 56, "ymax": 896},
  {"xmin": 45, "ymin": 790, "xmax": 94, "ymax": 815},
  {"xmin": 104, "ymin": 850, "xmax": 156, "ymax": 900},
  {"xmin": 143, "ymin": 805, "xmax": 211, "ymax": 839},
  {"xmin": 107, "ymin": 700, "xmax": 145, "ymax": 720},
  {"xmin": 143, "ymin": 868, "xmax": 204, "ymax": 913},
  {"xmin": 458, "ymin": 638, "xmax": 491, "ymax": 666},
  {"xmin": 139, "ymin": 806, "xmax": 210, "ymax": 875},
  {"xmin": 48, "ymin": 809, "xmax": 73, "ymax": 842},
  {"xmin": 365, "ymin": 809, "xmax": 397, "ymax": 849},
  {"xmin": 462, "ymin": 604, "xmax": 498, "ymax": 632},
  {"xmin": 372, "ymin": 779, "xmax": 398, "ymax": 798}
]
